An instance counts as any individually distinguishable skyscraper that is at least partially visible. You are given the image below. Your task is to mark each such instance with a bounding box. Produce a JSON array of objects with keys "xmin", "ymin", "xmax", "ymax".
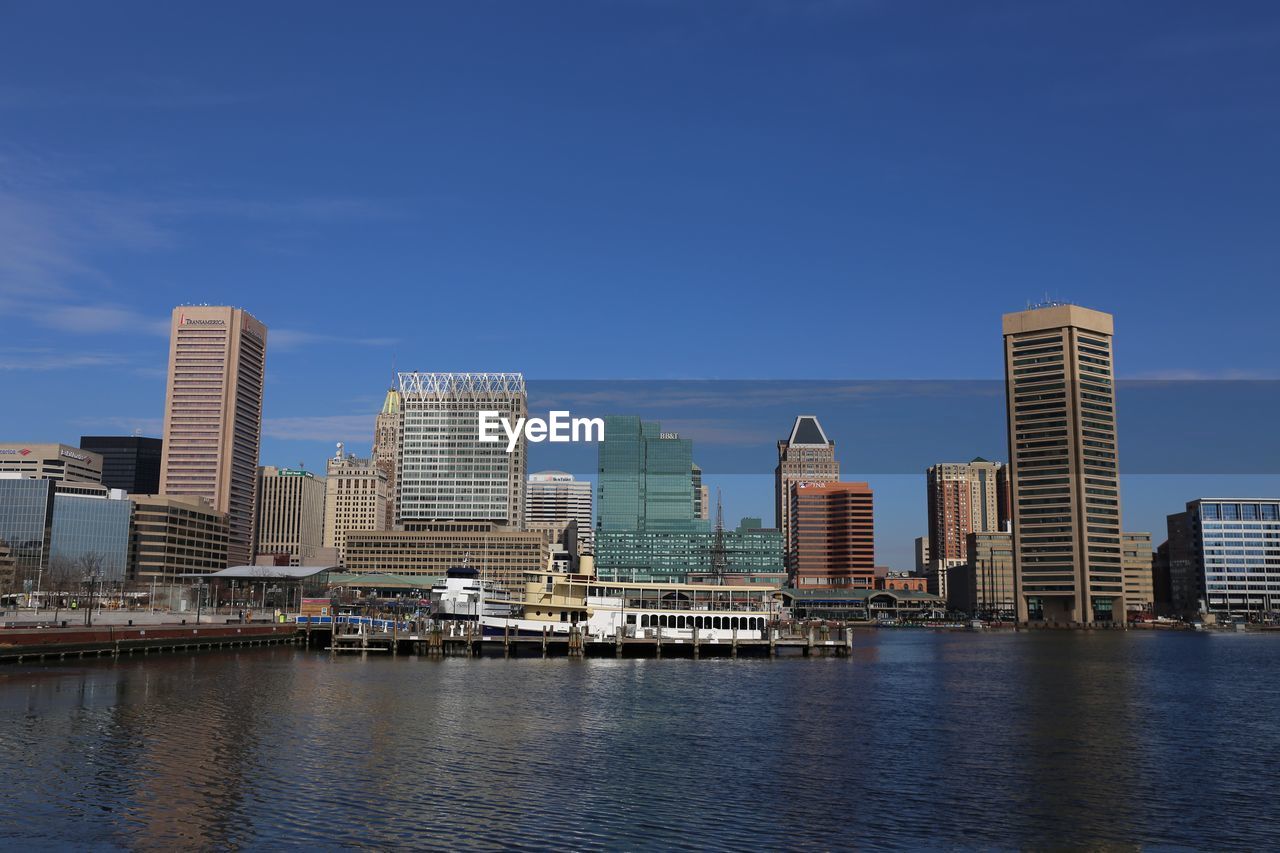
[
  {"xmin": 159, "ymin": 305, "xmax": 267, "ymax": 568},
  {"xmin": 254, "ymin": 466, "xmax": 327, "ymax": 565},
  {"xmin": 371, "ymin": 386, "xmax": 401, "ymax": 528},
  {"xmin": 790, "ymin": 481, "xmax": 875, "ymax": 588},
  {"xmin": 594, "ymin": 416, "xmax": 785, "ymax": 582},
  {"xmin": 396, "ymin": 372, "xmax": 527, "ymax": 526},
  {"xmin": 597, "ymin": 415, "xmax": 695, "ymax": 532},
  {"xmin": 1003, "ymin": 303, "xmax": 1123, "ymax": 625},
  {"xmin": 925, "ymin": 458, "xmax": 1007, "ymax": 598},
  {"xmin": 324, "ymin": 449, "xmax": 389, "ymax": 566},
  {"xmin": 79, "ymin": 436, "xmax": 163, "ymax": 493},
  {"xmin": 775, "ymin": 416, "xmax": 839, "ymax": 571},
  {"xmin": 526, "ymin": 471, "xmax": 593, "ymax": 553}
]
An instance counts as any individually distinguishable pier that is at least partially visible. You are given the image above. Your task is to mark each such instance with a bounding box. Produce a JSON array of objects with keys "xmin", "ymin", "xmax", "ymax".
[
  {"xmin": 0, "ymin": 623, "xmax": 302, "ymax": 663},
  {"xmin": 303, "ymin": 618, "xmax": 855, "ymax": 659}
]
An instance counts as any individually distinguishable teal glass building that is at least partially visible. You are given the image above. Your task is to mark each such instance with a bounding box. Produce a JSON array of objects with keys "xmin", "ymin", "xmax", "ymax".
[
  {"xmin": 0, "ymin": 478, "xmax": 55, "ymax": 592},
  {"xmin": 50, "ymin": 493, "xmax": 132, "ymax": 583},
  {"xmin": 595, "ymin": 417, "xmax": 784, "ymax": 582}
]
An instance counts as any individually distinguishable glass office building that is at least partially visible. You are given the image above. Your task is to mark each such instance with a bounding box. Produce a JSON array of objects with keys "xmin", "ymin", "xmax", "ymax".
[
  {"xmin": 49, "ymin": 493, "xmax": 133, "ymax": 583},
  {"xmin": 597, "ymin": 415, "xmax": 699, "ymax": 532},
  {"xmin": 595, "ymin": 418, "xmax": 784, "ymax": 581},
  {"xmin": 595, "ymin": 524, "xmax": 785, "ymax": 583},
  {"xmin": 0, "ymin": 477, "xmax": 55, "ymax": 592},
  {"xmin": 1186, "ymin": 499, "xmax": 1280, "ymax": 617}
]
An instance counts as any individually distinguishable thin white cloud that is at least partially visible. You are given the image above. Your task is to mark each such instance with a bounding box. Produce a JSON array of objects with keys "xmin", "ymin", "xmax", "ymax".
[
  {"xmin": 263, "ymin": 414, "xmax": 375, "ymax": 443},
  {"xmin": 0, "ymin": 348, "xmax": 131, "ymax": 371},
  {"xmin": 270, "ymin": 329, "xmax": 399, "ymax": 351},
  {"xmin": 36, "ymin": 304, "xmax": 171, "ymax": 337}
]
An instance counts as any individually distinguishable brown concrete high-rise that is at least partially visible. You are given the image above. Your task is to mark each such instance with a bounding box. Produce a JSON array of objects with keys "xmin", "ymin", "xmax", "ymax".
[
  {"xmin": 159, "ymin": 305, "xmax": 267, "ymax": 568},
  {"xmin": 790, "ymin": 481, "xmax": 875, "ymax": 589},
  {"xmin": 1003, "ymin": 303, "xmax": 1124, "ymax": 626}
]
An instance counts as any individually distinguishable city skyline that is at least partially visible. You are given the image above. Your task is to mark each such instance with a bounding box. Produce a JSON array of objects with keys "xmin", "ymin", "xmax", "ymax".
[{"xmin": 4, "ymin": 2, "xmax": 1280, "ymax": 569}]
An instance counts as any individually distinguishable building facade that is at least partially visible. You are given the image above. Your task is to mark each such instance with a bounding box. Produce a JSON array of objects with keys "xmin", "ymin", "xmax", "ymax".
[
  {"xmin": 1003, "ymin": 303, "xmax": 1124, "ymax": 625},
  {"xmin": 371, "ymin": 386, "xmax": 401, "ymax": 529},
  {"xmin": 526, "ymin": 471, "xmax": 593, "ymax": 553},
  {"xmin": 914, "ymin": 536, "xmax": 930, "ymax": 574},
  {"xmin": 323, "ymin": 450, "xmax": 389, "ymax": 566},
  {"xmin": 129, "ymin": 495, "xmax": 229, "ymax": 585},
  {"xmin": 79, "ymin": 436, "xmax": 162, "ymax": 494},
  {"xmin": 925, "ymin": 458, "xmax": 1007, "ymax": 598},
  {"xmin": 1161, "ymin": 510, "xmax": 1198, "ymax": 615},
  {"xmin": 790, "ymin": 481, "xmax": 875, "ymax": 589},
  {"xmin": 0, "ymin": 443, "xmax": 102, "ymax": 483},
  {"xmin": 158, "ymin": 305, "xmax": 268, "ymax": 568},
  {"xmin": 49, "ymin": 491, "xmax": 132, "ymax": 583},
  {"xmin": 946, "ymin": 531, "xmax": 1015, "ymax": 618},
  {"xmin": 1169, "ymin": 499, "xmax": 1280, "ymax": 617},
  {"xmin": 598, "ymin": 415, "xmax": 697, "ymax": 533},
  {"xmin": 396, "ymin": 372, "xmax": 526, "ymax": 526},
  {"xmin": 255, "ymin": 466, "xmax": 327, "ymax": 565},
  {"xmin": 0, "ymin": 476, "xmax": 55, "ymax": 593},
  {"xmin": 775, "ymin": 416, "xmax": 839, "ymax": 571},
  {"xmin": 1121, "ymin": 532, "xmax": 1154, "ymax": 614},
  {"xmin": 344, "ymin": 521, "xmax": 547, "ymax": 599},
  {"xmin": 594, "ymin": 521, "xmax": 786, "ymax": 584}
]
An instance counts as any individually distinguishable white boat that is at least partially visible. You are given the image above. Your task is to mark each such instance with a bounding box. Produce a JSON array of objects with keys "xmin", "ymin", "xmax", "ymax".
[
  {"xmin": 430, "ymin": 565, "xmax": 515, "ymax": 621},
  {"xmin": 480, "ymin": 570, "xmax": 778, "ymax": 641}
]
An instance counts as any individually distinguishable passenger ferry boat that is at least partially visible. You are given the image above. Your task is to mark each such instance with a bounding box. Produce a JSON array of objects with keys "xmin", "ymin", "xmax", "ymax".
[
  {"xmin": 480, "ymin": 570, "xmax": 779, "ymax": 641},
  {"xmin": 430, "ymin": 565, "xmax": 515, "ymax": 621}
]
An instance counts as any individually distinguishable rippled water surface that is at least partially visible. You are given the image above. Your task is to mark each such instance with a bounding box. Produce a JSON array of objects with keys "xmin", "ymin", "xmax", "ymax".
[{"xmin": 2, "ymin": 631, "xmax": 1279, "ymax": 850}]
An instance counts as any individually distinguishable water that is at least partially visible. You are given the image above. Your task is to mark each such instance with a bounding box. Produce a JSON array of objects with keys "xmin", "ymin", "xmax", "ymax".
[{"xmin": 1, "ymin": 631, "xmax": 1278, "ymax": 850}]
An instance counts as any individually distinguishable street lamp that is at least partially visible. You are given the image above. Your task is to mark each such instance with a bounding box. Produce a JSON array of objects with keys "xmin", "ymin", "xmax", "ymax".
[{"xmin": 195, "ymin": 581, "xmax": 207, "ymax": 623}]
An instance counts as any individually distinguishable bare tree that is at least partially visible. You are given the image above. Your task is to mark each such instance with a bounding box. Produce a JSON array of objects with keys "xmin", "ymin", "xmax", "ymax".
[
  {"xmin": 75, "ymin": 553, "xmax": 105, "ymax": 626},
  {"xmin": 46, "ymin": 556, "xmax": 78, "ymax": 623}
]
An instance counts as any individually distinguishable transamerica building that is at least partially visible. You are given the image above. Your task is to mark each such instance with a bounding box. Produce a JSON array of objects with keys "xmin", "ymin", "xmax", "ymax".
[
  {"xmin": 159, "ymin": 305, "xmax": 267, "ymax": 568},
  {"xmin": 396, "ymin": 372, "xmax": 527, "ymax": 526}
]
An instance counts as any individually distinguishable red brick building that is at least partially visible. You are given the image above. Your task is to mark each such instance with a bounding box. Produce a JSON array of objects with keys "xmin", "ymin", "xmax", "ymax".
[{"xmin": 790, "ymin": 481, "xmax": 875, "ymax": 589}]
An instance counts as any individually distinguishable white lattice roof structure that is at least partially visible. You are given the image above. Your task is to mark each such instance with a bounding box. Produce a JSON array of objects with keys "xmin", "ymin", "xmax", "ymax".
[{"xmin": 397, "ymin": 372, "xmax": 526, "ymax": 398}]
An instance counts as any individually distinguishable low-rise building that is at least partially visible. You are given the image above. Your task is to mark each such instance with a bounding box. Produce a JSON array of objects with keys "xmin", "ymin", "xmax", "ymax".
[
  {"xmin": 595, "ymin": 520, "xmax": 785, "ymax": 584},
  {"xmin": 130, "ymin": 495, "xmax": 229, "ymax": 585},
  {"xmin": 778, "ymin": 587, "xmax": 945, "ymax": 622},
  {"xmin": 49, "ymin": 490, "xmax": 132, "ymax": 583},
  {"xmin": 879, "ymin": 572, "xmax": 928, "ymax": 592},
  {"xmin": 344, "ymin": 521, "xmax": 548, "ymax": 600},
  {"xmin": 0, "ymin": 443, "xmax": 102, "ymax": 483},
  {"xmin": 0, "ymin": 475, "xmax": 55, "ymax": 594}
]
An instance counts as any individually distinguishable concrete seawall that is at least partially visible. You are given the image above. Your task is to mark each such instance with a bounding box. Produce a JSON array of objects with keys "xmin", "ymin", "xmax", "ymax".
[{"xmin": 0, "ymin": 623, "xmax": 301, "ymax": 663}]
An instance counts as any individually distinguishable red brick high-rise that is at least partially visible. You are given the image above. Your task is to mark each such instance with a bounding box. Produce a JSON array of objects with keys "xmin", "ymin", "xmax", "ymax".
[{"xmin": 790, "ymin": 481, "xmax": 875, "ymax": 589}]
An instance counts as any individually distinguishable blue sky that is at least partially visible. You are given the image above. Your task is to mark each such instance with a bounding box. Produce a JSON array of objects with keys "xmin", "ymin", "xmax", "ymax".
[{"xmin": 2, "ymin": 1, "xmax": 1278, "ymax": 567}]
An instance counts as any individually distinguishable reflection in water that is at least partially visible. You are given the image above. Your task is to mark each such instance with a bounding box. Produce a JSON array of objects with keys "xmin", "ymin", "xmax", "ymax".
[{"xmin": 1, "ymin": 632, "xmax": 1278, "ymax": 849}]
